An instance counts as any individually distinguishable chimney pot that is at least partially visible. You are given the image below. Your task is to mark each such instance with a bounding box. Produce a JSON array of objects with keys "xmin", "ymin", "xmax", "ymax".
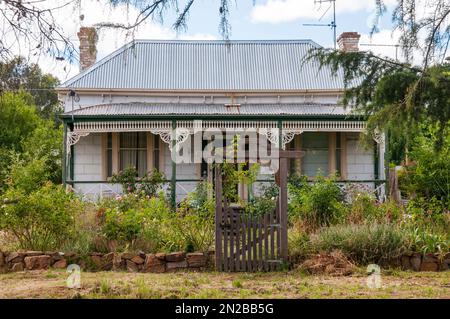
[
  {"xmin": 337, "ymin": 32, "xmax": 361, "ymax": 52},
  {"xmin": 77, "ymin": 27, "xmax": 98, "ymax": 71}
]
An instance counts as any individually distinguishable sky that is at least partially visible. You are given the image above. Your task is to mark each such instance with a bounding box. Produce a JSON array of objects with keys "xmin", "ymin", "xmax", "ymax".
[{"xmin": 13, "ymin": 0, "xmax": 407, "ymax": 82}]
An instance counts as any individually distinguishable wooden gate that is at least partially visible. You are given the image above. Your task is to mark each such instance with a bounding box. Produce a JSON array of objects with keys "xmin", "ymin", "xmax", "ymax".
[{"xmin": 215, "ymin": 151, "xmax": 299, "ymax": 271}]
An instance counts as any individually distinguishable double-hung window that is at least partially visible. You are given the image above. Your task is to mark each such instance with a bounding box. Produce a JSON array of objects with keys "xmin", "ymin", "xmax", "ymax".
[{"xmin": 119, "ymin": 132, "xmax": 147, "ymax": 177}]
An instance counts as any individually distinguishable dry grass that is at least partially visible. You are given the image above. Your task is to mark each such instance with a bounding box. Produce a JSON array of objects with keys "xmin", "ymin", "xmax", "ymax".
[
  {"xmin": 299, "ymin": 250, "xmax": 357, "ymax": 276},
  {"xmin": 0, "ymin": 269, "xmax": 448, "ymax": 299}
]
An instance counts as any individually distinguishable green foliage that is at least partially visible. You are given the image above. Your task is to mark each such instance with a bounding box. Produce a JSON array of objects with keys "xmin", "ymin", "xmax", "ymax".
[
  {"xmin": 101, "ymin": 193, "xmax": 171, "ymax": 247},
  {"xmin": 407, "ymin": 226, "xmax": 449, "ymax": 256},
  {"xmin": 0, "ymin": 57, "xmax": 60, "ymax": 120},
  {"xmin": 307, "ymin": 50, "xmax": 449, "ymax": 159},
  {"xmin": 0, "ymin": 183, "xmax": 81, "ymax": 251},
  {"xmin": 0, "ymin": 92, "xmax": 62, "ymax": 192},
  {"xmin": 309, "ymin": 223, "xmax": 410, "ymax": 264},
  {"xmin": 244, "ymin": 183, "xmax": 278, "ymax": 217},
  {"xmin": 111, "ymin": 166, "xmax": 166, "ymax": 197},
  {"xmin": 288, "ymin": 175, "xmax": 347, "ymax": 230},
  {"xmin": 399, "ymin": 125, "xmax": 450, "ymax": 208},
  {"xmin": 0, "ymin": 91, "xmax": 41, "ymax": 151}
]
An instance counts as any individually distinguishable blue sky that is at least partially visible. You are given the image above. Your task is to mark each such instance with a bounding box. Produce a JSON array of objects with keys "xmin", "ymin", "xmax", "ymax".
[{"xmin": 29, "ymin": 0, "xmax": 402, "ymax": 80}]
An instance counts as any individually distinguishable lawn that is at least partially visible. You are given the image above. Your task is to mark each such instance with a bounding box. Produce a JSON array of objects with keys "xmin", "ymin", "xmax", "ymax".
[{"xmin": 0, "ymin": 269, "xmax": 448, "ymax": 299}]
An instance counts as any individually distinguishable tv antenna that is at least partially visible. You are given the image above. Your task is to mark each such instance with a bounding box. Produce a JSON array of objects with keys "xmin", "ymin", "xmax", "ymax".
[
  {"xmin": 359, "ymin": 43, "xmax": 401, "ymax": 61},
  {"xmin": 303, "ymin": 0, "xmax": 337, "ymax": 49}
]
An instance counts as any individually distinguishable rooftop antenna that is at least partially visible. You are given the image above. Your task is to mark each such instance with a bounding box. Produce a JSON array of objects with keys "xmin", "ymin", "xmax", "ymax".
[
  {"xmin": 359, "ymin": 43, "xmax": 401, "ymax": 61},
  {"xmin": 303, "ymin": 0, "xmax": 337, "ymax": 49}
]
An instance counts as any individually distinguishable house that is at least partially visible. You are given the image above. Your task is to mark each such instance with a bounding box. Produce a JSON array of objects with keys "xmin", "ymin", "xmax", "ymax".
[{"xmin": 57, "ymin": 28, "xmax": 386, "ymax": 203}]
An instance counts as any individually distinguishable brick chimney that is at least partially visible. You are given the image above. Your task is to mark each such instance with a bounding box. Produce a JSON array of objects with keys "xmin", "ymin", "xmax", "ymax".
[
  {"xmin": 337, "ymin": 32, "xmax": 361, "ymax": 52},
  {"xmin": 77, "ymin": 27, "xmax": 98, "ymax": 71}
]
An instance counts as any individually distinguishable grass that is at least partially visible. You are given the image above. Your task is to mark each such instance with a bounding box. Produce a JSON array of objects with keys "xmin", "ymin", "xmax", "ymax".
[{"xmin": 0, "ymin": 269, "xmax": 448, "ymax": 299}]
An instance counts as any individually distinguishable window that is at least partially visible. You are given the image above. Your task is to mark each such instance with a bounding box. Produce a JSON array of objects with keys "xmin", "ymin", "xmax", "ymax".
[
  {"xmin": 106, "ymin": 133, "xmax": 113, "ymax": 178},
  {"xmin": 119, "ymin": 132, "xmax": 147, "ymax": 176},
  {"xmin": 301, "ymin": 132, "xmax": 329, "ymax": 177},
  {"xmin": 153, "ymin": 134, "xmax": 160, "ymax": 171}
]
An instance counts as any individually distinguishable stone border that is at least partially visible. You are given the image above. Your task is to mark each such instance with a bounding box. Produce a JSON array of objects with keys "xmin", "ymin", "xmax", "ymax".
[
  {"xmin": 1, "ymin": 250, "xmax": 448, "ymax": 273},
  {"xmin": 0, "ymin": 250, "xmax": 215, "ymax": 273}
]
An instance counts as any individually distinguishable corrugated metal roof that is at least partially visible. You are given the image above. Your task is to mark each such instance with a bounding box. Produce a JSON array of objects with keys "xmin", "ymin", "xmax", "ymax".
[
  {"xmin": 64, "ymin": 103, "xmax": 356, "ymax": 116},
  {"xmin": 59, "ymin": 40, "xmax": 345, "ymax": 91}
]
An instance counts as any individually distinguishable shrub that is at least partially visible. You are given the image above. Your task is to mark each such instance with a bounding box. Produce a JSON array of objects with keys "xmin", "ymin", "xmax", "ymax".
[
  {"xmin": 245, "ymin": 183, "xmax": 278, "ymax": 217},
  {"xmin": 406, "ymin": 226, "xmax": 449, "ymax": 255},
  {"xmin": 309, "ymin": 223, "xmax": 410, "ymax": 264},
  {"xmin": 398, "ymin": 125, "xmax": 450, "ymax": 208},
  {"xmin": 288, "ymin": 175, "xmax": 347, "ymax": 230},
  {"xmin": 174, "ymin": 181, "xmax": 215, "ymax": 252},
  {"xmin": 100, "ymin": 193, "xmax": 171, "ymax": 251},
  {"xmin": 0, "ymin": 182, "xmax": 81, "ymax": 251},
  {"xmin": 111, "ymin": 166, "xmax": 166, "ymax": 197}
]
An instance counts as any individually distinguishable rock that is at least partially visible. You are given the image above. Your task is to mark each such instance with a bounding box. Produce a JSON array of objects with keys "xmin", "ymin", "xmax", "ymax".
[
  {"xmin": 112, "ymin": 254, "xmax": 125, "ymax": 271},
  {"xmin": 143, "ymin": 254, "xmax": 166, "ymax": 273},
  {"xmin": 443, "ymin": 253, "xmax": 450, "ymax": 270},
  {"xmin": 138, "ymin": 251, "xmax": 146, "ymax": 259},
  {"xmin": 401, "ymin": 255, "xmax": 412, "ymax": 270},
  {"xmin": 90, "ymin": 255, "xmax": 103, "ymax": 269},
  {"xmin": 52, "ymin": 259, "xmax": 68, "ymax": 269},
  {"xmin": 6, "ymin": 252, "xmax": 24, "ymax": 264},
  {"xmin": 422, "ymin": 254, "xmax": 438, "ymax": 263},
  {"xmin": 410, "ymin": 253, "xmax": 421, "ymax": 271},
  {"xmin": 166, "ymin": 260, "xmax": 188, "ymax": 271},
  {"xmin": 186, "ymin": 253, "xmax": 207, "ymax": 268},
  {"xmin": 24, "ymin": 251, "xmax": 44, "ymax": 257},
  {"xmin": 63, "ymin": 252, "xmax": 76, "ymax": 258},
  {"xmin": 46, "ymin": 252, "xmax": 64, "ymax": 262},
  {"xmin": 24, "ymin": 255, "xmax": 51, "ymax": 270},
  {"xmin": 165, "ymin": 251, "xmax": 186, "ymax": 262},
  {"xmin": 126, "ymin": 260, "xmax": 139, "ymax": 272},
  {"xmin": 420, "ymin": 262, "xmax": 439, "ymax": 271},
  {"xmin": 131, "ymin": 255, "xmax": 145, "ymax": 265},
  {"xmin": 11, "ymin": 262, "xmax": 24, "ymax": 272},
  {"xmin": 0, "ymin": 251, "xmax": 4, "ymax": 267},
  {"xmin": 121, "ymin": 252, "xmax": 136, "ymax": 260},
  {"xmin": 155, "ymin": 253, "xmax": 166, "ymax": 261},
  {"xmin": 102, "ymin": 252, "xmax": 114, "ymax": 270}
]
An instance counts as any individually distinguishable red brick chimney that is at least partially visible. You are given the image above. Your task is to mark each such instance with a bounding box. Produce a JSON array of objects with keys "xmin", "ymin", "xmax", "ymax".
[
  {"xmin": 337, "ymin": 32, "xmax": 361, "ymax": 52},
  {"xmin": 77, "ymin": 27, "xmax": 98, "ymax": 71}
]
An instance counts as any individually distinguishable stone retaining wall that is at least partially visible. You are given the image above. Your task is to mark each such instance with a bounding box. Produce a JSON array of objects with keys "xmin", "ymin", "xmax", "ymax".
[
  {"xmin": 0, "ymin": 250, "xmax": 448, "ymax": 273},
  {"xmin": 0, "ymin": 250, "xmax": 214, "ymax": 273}
]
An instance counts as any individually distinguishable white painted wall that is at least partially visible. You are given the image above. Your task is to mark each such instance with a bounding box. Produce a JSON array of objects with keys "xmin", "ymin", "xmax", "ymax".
[
  {"xmin": 346, "ymin": 133, "xmax": 374, "ymax": 181},
  {"xmin": 73, "ymin": 133, "xmax": 102, "ymax": 181}
]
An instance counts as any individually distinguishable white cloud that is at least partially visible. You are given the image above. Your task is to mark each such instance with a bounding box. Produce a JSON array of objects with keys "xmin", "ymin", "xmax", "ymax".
[
  {"xmin": 359, "ymin": 29, "xmax": 422, "ymax": 66},
  {"xmin": 250, "ymin": 0, "xmax": 397, "ymax": 24},
  {"xmin": 3, "ymin": 0, "xmax": 217, "ymax": 81}
]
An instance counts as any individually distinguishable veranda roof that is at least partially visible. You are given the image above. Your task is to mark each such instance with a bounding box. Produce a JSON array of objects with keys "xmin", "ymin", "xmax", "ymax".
[{"xmin": 62, "ymin": 103, "xmax": 358, "ymax": 118}]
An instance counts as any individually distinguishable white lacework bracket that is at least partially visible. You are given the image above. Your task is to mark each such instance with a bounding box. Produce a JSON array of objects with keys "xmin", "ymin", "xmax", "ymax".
[
  {"xmin": 151, "ymin": 128, "xmax": 191, "ymax": 152},
  {"xmin": 66, "ymin": 131, "xmax": 90, "ymax": 155},
  {"xmin": 372, "ymin": 131, "xmax": 385, "ymax": 144}
]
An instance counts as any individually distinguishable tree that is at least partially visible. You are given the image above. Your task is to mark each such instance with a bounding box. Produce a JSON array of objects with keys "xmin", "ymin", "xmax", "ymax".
[
  {"xmin": 101, "ymin": 0, "xmax": 232, "ymax": 39},
  {"xmin": 0, "ymin": 92, "xmax": 62, "ymax": 192},
  {"xmin": 308, "ymin": 1, "xmax": 450, "ymax": 161},
  {"xmin": 0, "ymin": 0, "xmax": 77, "ymax": 62},
  {"xmin": 0, "ymin": 57, "xmax": 60, "ymax": 120}
]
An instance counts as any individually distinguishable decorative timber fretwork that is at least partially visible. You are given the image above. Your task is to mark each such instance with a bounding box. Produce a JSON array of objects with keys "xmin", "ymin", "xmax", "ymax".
[
  {"xmin": 66, "ymin": 131, "xmax": 90, "ymax": 155},
  {"xmin": 67, "ymin": 120, "xmax": 368, "ymax": 153}
]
